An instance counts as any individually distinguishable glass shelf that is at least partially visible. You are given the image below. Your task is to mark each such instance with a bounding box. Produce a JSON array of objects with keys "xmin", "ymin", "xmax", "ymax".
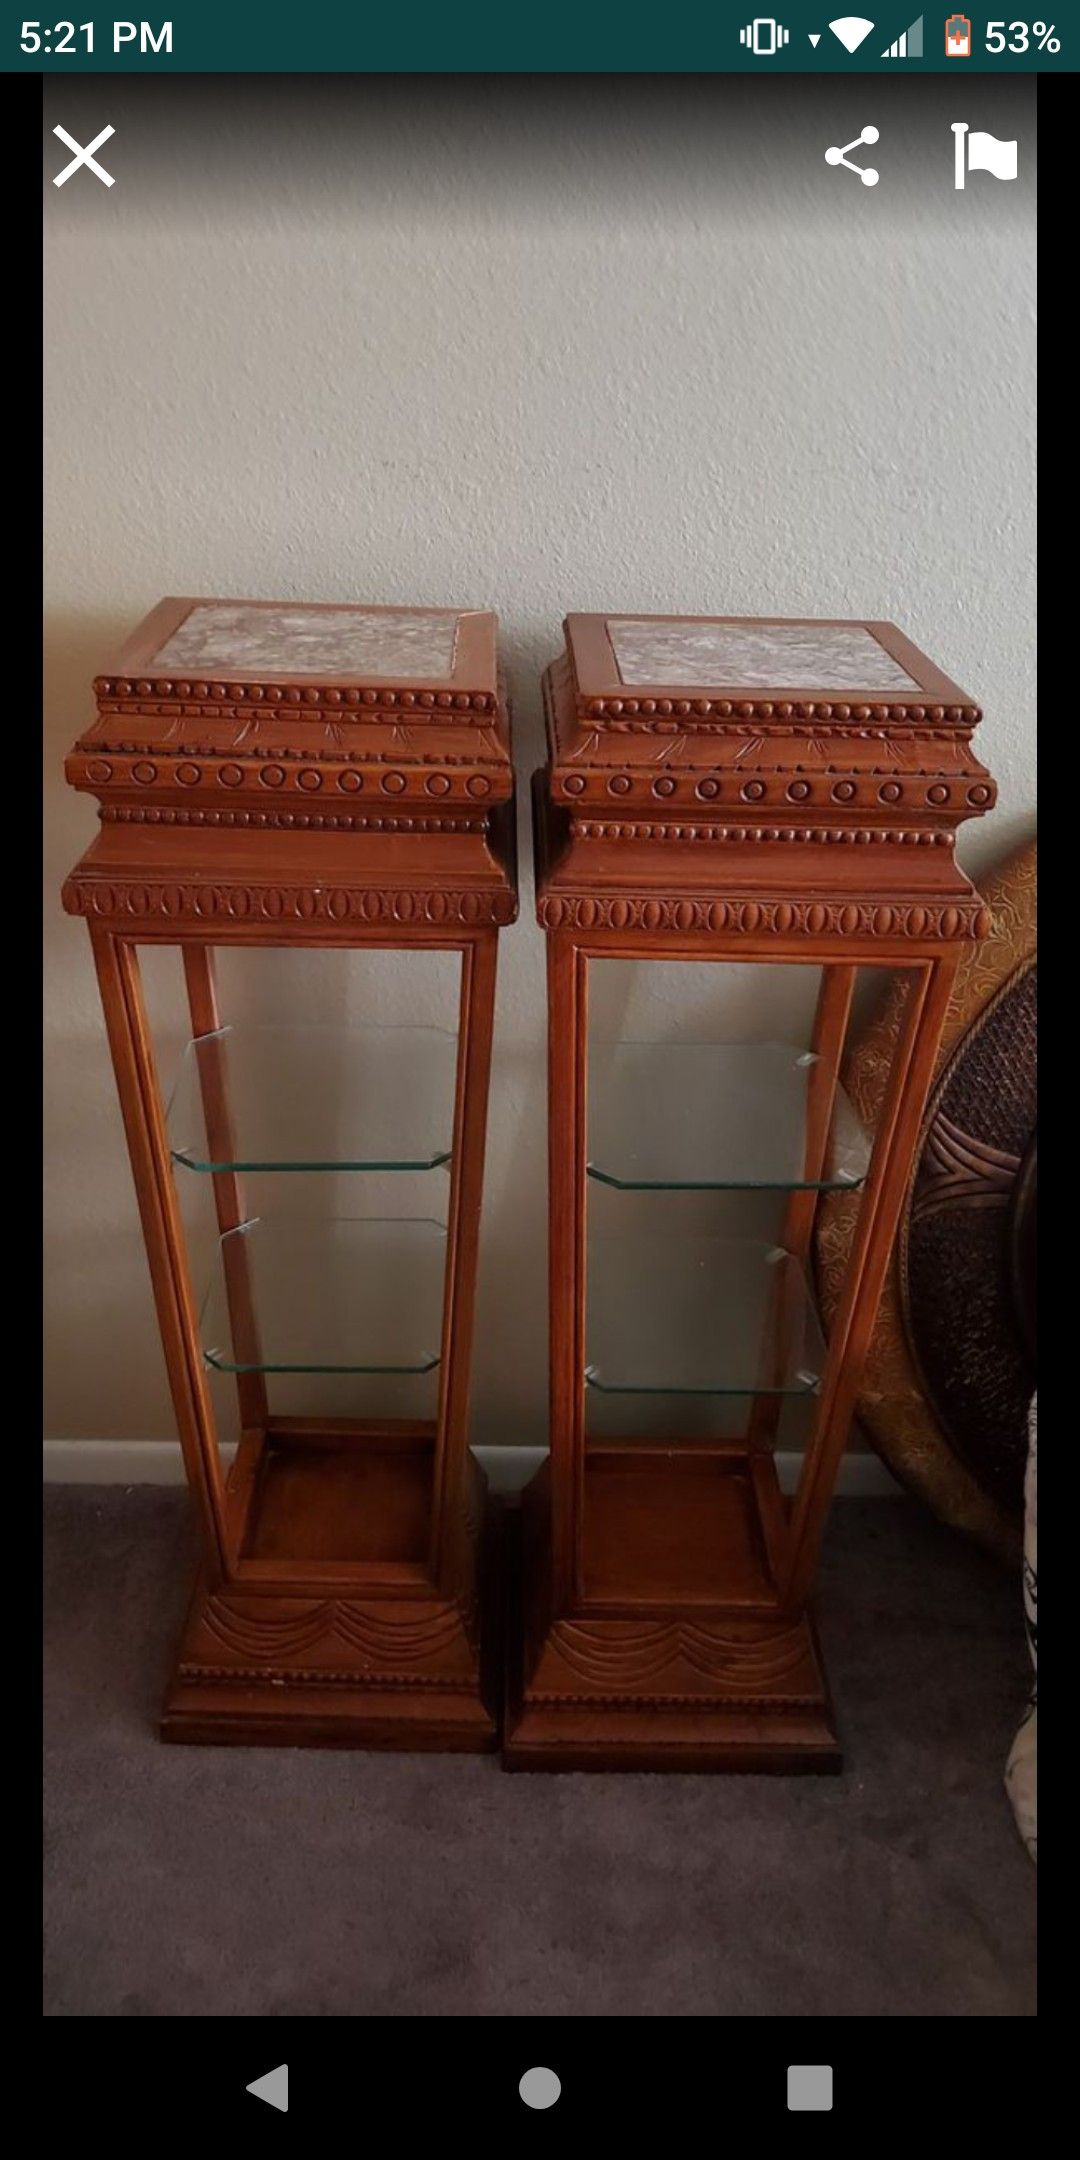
[
  {"xmin": 587, "ymin": 1042, "xmax": 869, "ymax": 1191},
  {"xmin": 585, "ymin": 1235, "xmax": 825, "ymax": 1397},
  {"xmin": 199, "ymin": 1217, "xmax": 446, "ymax": 1375},
  {"xmin": 167, "ymin": 1024, "xmax": 457, "ymax": 1173}
]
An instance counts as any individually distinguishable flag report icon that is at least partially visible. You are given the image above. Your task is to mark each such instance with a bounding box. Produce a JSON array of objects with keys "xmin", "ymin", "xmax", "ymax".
[{"xmin": 951, "ymin": 121, "xmax": 1018, "ymax": 189}]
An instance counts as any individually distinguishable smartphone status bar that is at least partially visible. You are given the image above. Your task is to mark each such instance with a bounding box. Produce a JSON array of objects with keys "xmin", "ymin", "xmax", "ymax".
[{"xmin": 10, "ymin": 4, "xmax": 1074, "ymax": 75}]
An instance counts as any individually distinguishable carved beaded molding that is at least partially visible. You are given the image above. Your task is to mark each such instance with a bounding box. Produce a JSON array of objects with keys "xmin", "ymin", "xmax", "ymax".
[
  {"xmin": 180, "ymin": 1664, "xmax": 476, "ymax": 1693},
  {"xmin": 94, "ymin": 677, "xmax": 496, "ymax": 717},
  {"xmin": 571, "ymin": 820, "xmax": 955, "ymax": 848},
  {"xmin": 102, "ymin": 806, "xmax": 484, "ymax": 835},
  {"xmin": 574, "ymin": 696, "xmax": 980, "ymax": 728},
  {"xmin": 537, "ymin": 893, "xmax": 992, "ymax": 940},
  {"xmin": 63, "ymin": 878, "xmax": 517, "ymax": 928}
]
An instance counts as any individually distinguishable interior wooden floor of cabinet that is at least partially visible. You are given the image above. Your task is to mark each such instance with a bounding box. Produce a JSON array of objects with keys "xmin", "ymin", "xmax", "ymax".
[
  {"xmin": 580, "ymin": 1443, "xmax": 783, "ymax": 1608},
  {"xmin": 237, "ymin": 1424, "xmax": 435, "ymax": 1565}
]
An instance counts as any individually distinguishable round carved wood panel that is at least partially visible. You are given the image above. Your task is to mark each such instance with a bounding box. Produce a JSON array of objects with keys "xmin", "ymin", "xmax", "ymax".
[{"xmin": 815, "ymin": 839, "xmax": 1036, "ymax": 1562}]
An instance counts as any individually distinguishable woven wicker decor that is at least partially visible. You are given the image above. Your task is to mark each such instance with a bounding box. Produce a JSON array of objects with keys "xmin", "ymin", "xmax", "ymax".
[{"xmin": 816, "ymin": 839, "xmax": 1036, "ymax": 1561}]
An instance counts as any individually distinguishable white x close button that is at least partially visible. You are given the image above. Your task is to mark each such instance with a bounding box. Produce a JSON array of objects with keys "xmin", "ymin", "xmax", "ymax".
[{"xmin": 53, "ymin": 124, "xmax": 116, "ymax": 189}]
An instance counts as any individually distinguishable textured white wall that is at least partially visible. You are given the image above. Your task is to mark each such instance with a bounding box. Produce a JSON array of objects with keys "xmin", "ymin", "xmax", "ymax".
[{"xmin": 44, "ymin": 78, "xmax": 1036, "ymax": 1449}]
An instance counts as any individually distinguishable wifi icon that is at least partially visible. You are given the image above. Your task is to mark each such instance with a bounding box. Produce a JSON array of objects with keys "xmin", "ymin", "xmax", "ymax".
[{"xmin": 829, "ymin": 15, "xmax": 876, "ymax": 50}]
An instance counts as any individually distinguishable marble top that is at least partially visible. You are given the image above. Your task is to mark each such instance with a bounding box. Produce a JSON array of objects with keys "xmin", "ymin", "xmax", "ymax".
[
  {"xmin": 150, "ymin": 603, "xmax": 460, "ymax": 680},
  {"xmin": 607, "ymin": 619, "xmax": 921, "ymax": 694}
]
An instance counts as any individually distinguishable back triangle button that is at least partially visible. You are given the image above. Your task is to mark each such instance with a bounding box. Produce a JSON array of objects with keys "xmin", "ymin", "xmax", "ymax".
[{"xmin": 247, "ymin": 2065, "xmax": 288, "ymax": 2114}]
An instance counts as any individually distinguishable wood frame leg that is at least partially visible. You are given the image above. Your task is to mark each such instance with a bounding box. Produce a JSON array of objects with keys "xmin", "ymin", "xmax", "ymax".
[
  {"xmin": 546, "ymin": 933, "xmax": 588, "ymax": 1610},
  {"xmin": 90, "ymin": 930, "xmax": 230, "ymax": 1580},
  {"xmin": 432, "ymin": 929, "xmax": 499, "ymax": 1591},
  {"xmin": 784, "ymin": 956, "xmax": 959, "ymax": 1609},
  {"xmin": 747, "ymin": 963, "xmax": 856, "ymax": 1459},
  {"xmin": 181, "ymin": 945, "xmax": 268, "ymax": 1432}
]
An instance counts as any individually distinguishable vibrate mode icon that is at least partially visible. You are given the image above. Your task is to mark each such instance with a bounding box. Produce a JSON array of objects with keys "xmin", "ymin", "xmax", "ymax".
[{"xmin": 739, "ymin": 17, "xmax": 791, "ymax": 53}]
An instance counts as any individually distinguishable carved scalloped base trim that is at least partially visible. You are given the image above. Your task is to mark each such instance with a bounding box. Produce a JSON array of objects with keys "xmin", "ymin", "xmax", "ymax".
[
  {"xmin": 165, "ymin": 1573, "xmax": 495, "ymax": 1748},
  {"xmin": 189, "ymin": 1589, "xmax": 484, "ymax": 1685},
  {"xmin": 547, "ymin": 1616, "xmax": 812, "ymax": 1689},
  {"xmin": 507, "ymin": 1604, "xmax": 840, "ymax": 1770}
]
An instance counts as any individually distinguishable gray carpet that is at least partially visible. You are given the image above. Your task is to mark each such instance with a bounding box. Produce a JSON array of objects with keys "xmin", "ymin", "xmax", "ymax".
[{"xmin": 44, "ymin": 1486, "xmax": 1035, "ymax": 2018}]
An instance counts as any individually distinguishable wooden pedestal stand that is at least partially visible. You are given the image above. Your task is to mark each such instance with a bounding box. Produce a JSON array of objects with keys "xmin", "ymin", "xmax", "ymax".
[
  {"xmin": 505, "ymin": 611, "xmax": 996, "ymax": 1772},
  {"xmin": 64, "ymin": 597, "xmax": 516, "ymax": 1750}
]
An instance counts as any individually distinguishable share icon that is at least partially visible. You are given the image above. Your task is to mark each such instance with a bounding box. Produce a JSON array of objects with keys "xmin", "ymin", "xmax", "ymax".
[{"xmin": 824, "ymin": 125, "xmax": 880, "ymax": 185}]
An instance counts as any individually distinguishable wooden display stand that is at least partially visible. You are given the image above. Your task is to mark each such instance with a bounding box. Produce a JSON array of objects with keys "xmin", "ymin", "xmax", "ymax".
[
  {"xmin": 63, "ymin": 596, "xmax": 516, "ymax": 1750},
  {"xmin": 505, "ymin": 611, "xmax": 996, "ymax": 1772}
]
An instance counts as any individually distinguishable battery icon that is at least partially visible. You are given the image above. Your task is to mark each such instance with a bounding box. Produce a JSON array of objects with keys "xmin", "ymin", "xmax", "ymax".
[{"xmin": 945, "ymin": 13, "xmax": 972, "ymax": 55}]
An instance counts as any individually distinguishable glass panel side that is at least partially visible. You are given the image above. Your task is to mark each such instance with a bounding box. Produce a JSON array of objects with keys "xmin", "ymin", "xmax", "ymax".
[
  {"xmin": 166, "ymin": 1023, "xmax": 457, "ymax": 1173},
  {"xmin": 585, "ymin": 1234, "xmax": 825, "ymax": 1397},
  {"xmin": 587, "ymin": 1041, "xmax": 868, "ymax": 1191},
  {"xmin": 199, "ymin": 1217, "xmax": 446, "ymax": 1375}
]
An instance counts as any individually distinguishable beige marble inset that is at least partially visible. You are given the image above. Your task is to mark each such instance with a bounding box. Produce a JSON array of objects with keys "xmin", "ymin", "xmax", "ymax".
[
  {"xmin": 608, "ymin": 619, "xmax": 921, "ymax": 693},
  {"xmin": 152, "ymin": 603, "xmax": 460, "ymax": 679}
]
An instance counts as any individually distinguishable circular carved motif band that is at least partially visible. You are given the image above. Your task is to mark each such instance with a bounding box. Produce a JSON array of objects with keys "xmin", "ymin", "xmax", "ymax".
[
  {"xmin": 555, "ymin": 770, "xmax": 993, "ymax": 814},
  {"xmin": 69, "ymin": 751, "xmax": 507, "ymax": 799}
]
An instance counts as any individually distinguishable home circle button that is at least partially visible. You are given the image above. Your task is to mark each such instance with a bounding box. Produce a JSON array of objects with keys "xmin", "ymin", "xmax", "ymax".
[{"xmin": 519, "ymin": 2067, "xmax": 561, "ymax": 2110}]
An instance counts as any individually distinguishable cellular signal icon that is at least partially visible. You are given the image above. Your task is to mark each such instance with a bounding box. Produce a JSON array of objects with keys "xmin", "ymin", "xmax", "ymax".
[{"xmin": 882, "ymin": 13, "xmax": 923, "ymax": 54}]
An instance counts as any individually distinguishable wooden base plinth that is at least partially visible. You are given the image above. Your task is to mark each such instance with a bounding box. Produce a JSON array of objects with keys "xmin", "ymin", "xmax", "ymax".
[
  {"xmin": 503, "ymin": 1696, "xmax": 840, "ymax": 1775},
  {"xmin": 162, "ymin": 1666, "xmax": 497, "ymax": 1752},
  {"xmin": 161, "ymin": 1429, "xmax": 502, "ymax": 1753},
  {"xmin": 503, "ymin": 1457, "xmax": 841, "ymax": 1774}
]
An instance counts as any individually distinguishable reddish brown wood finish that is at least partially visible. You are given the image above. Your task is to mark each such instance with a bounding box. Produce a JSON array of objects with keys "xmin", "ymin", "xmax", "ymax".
[
  {"xmin": 181, "ymin": 946, "xmax": 267, "ymax": 1429},
  {"xmin": 505, "ymin": 612, "xmax": 995, "ymax": 1773},
  {"xmin": 64, "ymin": 597, "xmax": 517, "ymax": 1751}
]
